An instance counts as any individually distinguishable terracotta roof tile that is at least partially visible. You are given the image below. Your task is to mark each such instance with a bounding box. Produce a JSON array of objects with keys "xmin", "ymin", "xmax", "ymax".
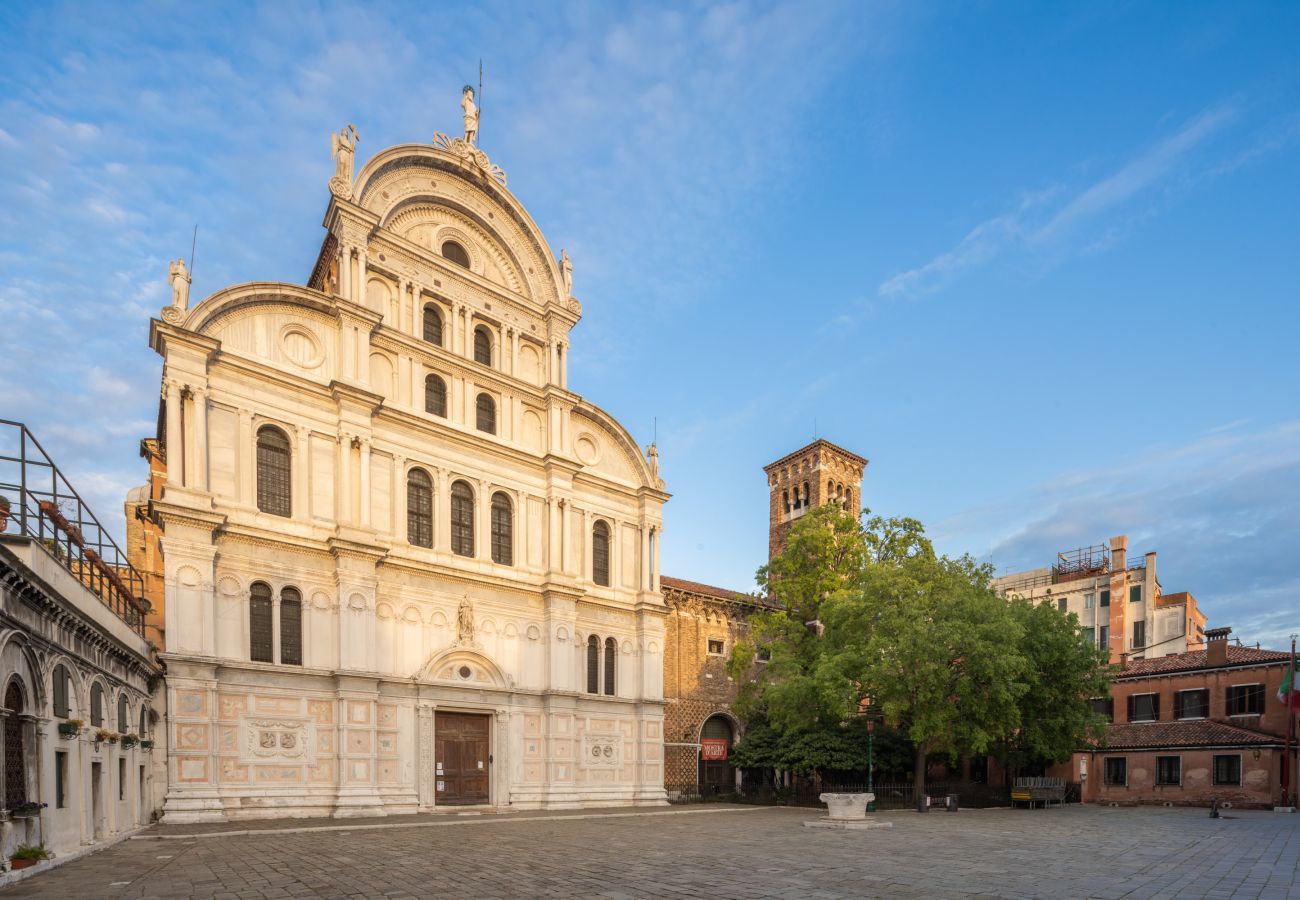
[
  {"xmin": 1102, "ymin": 720, "xmax": 1282, "ymax": 750},
  {"xmin": 660, "ymin": 575, "xmax": 774, "ymax": 606},
  {"xmin": 1118, "ymin": 645, "xmax": 1290, "ymax": 678}
]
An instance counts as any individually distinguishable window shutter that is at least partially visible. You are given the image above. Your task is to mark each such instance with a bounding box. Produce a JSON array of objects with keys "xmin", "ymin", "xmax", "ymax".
[{"xmin": 1126, "ymin": 695, "xmax": 1134, "ymax": 723}]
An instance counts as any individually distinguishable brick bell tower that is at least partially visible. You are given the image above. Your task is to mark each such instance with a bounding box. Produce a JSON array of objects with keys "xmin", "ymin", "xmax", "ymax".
[{"xmin": 763, "ymin": 439, "xmax": 868, "ymax": 559}]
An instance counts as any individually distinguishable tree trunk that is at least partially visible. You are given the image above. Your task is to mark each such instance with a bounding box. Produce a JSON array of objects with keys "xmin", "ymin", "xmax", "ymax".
[{"xmin": 914, "ymin": 746, "xmax": 927, "ymax": 812}]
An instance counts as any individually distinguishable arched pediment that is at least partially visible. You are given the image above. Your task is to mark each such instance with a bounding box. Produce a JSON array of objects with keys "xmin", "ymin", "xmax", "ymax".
[
  {"xmin": 413, "ymin": 646, "xmax": 513, "ymax": 690},
  {"xmin": 571, "ymin": 402, "xmax": 664, "ymax": 492},
  {"xmin": 384, "ymin": 203, "xmax": 527, "ymax": 297}
]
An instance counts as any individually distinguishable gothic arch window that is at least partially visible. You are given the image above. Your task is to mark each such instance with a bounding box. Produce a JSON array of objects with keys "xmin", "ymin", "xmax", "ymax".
[
  {"xmin": 139, "ymin": 705, "xmax": 148, "ymax": 738},
  {"xmin": 422, "ymin": 304, "xmax": 443, "ymax": 346},
  {"xmin": 256, "ymin": 425, "xmax": 292, "ymax": 517},
  {"xmin": 250, "ymin": 581, "xmax": 274, "ymax": 663},
  {"xmin": 475, "ymin": 393, "xmax": 496, "ymax": 434},
  {"xmin": 4, "ymin": 680, "xmax": 26, "ymax": 806},
  {"xmin": 52, "ymin": 663, "xmax": 72, "ymax": 718},
  {"xmin": 117, "ymin": 692, "xmax": 129, "ymax": 732},
  {"xmin": 604, "ymin": 637, "xmax": 617, "ymax": 696},
  {"xmin": 491, "ymin": 491, "xmax": 513, "ymax": 566},
  {"xmin": 407, "ymin": 468, "xmax": 434, "ymax": 548},
  {"xmin": 592, "ymin": 521, "xmax": 611, "ymax": 587},
  {"xmin": 473, "ymin": 326, "xmax": 492, "ymax": 366},
  {"xmin": 425, "ymin": 374, "xmax": 448, "ymax": 418},
  {"xmin": 586, "ymin": 635, "xmax": 599, "ymax": 694},
  {"xmin": 442, "ymin": 240, "xmax": 470, "ymax": 268},
  {"xmin": 450, "ymin": 480, "xmax": 475, "ymax": 557},
  {"xmin": 90, "ymin": 681, "xmax": 104, "ymax": 727},
  {"xmin": 783, "ymin": 489, "xmax": 790, "ymax": 513},
  {"xmin": 281, "ymin": 586, "xmax": 303, "ymax": 666}
]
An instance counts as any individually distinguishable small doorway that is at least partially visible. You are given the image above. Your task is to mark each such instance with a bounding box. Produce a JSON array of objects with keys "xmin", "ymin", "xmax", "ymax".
[
  {"xmin": 699, "ymin": 715, "xmax": 734, "ymax": 795},
  {"xmin": 435, "ymin": 712, "xmax": 490, "ymax": 805}
]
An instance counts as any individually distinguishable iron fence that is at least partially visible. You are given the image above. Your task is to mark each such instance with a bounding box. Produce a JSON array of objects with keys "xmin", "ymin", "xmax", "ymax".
[{"xmin": 668, "ymin": 779, "xmax": 1081, "ymax": 809}]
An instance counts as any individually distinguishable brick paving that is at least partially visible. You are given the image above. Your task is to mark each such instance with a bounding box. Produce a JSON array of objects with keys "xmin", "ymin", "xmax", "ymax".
[{"xmin": 3, "ymin": 804, "xmax": 1298, "ymax": 899}]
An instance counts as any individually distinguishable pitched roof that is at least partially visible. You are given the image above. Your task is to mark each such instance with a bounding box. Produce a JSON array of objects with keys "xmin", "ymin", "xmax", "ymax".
[
  {"xmin": 1101, "ymin": 720, "xmax": 1282, "ymax": 751},
  {"xmin": 660, "ymin": 575, "xmax": 774, "ymax": 607},
  {"xmin": 762, "ymin": 438, "xmax": 868, "ymax": 472},
  {"xmin": 1118, "ymin": 645, "xmax": 1291, "ymax": 678}
]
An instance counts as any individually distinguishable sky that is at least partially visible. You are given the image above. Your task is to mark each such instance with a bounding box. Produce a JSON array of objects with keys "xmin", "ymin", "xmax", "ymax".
[{"xmin": 1, "ymin": 1, "xmax": 1298, "ymax": 649}]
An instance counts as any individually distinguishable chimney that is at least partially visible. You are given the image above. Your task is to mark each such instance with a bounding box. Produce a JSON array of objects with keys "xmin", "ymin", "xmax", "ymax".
[
  {"xmin": 1109, "ymin": 535, "xmax": 1128, "ymax": 571},
  {"xmin": 1119, "ymin": 652, "xmax": 1129, "ymax": 670},
  {"xmin": 1145, "ymin": 551, "xmax": 1156, "ymax": 584},
  {"xmin": 1205, "ymin": 627, "xmax": 1232, "ymax": 666}
]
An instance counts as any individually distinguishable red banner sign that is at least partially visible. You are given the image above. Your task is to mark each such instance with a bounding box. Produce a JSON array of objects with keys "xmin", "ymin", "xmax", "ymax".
[{"xmin": 701, "ymin": 738, "xmax": 729, "ymax": 761}]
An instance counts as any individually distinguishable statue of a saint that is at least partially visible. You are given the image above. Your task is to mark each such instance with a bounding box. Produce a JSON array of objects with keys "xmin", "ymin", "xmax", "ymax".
[
  {"xmin": 645, "ymin": 442, "xmax": 660, "ymax": 480},
  {"xmin": 456, "ymin": 595, "xmax": 475, "ymax": 644},
  {"xmin": 167, "ymin": 258, "xmax": 191, "ymax": 311},
  {"xmin": 332, "ymin": 124, "xmax": 358, "ymax": 182},
  {"xmin": 560, "ymin": 249, "xmax": 573, "ymax": 297},
  {"xmin": 461, "ymin": 86, "xmax": 479, "ymax": 145}
]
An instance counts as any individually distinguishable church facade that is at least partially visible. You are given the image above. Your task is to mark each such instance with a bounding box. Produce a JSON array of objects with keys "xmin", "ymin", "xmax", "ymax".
[{"xmin": 141, "ymin": 115, "xmax": 669, "ymax": 822}]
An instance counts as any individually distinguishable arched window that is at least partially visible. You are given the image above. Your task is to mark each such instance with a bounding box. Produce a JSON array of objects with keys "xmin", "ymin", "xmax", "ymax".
[
  {"xmin": 475, "ymin": 393, "xmax": 496, "ymax": 434},
  {"xmin": 586, "ymin": 635, "xmax": 599, "ymax": 694},
  {"xmin": 407, "ymin": 468, "xmax": 433, "ymax": 548},
  {"xmin": 450, "ymin": 480, "xmax": 475, "ymax": 557},
  {"xmin": 250, "ymin": 581, "xmax": 274, "ymax": 663},
  {"xmin": 52, "ymin": 663, "xmax": 71, "ymax": 718},
  {"xmin": 592, "ymin": 521, "xmax": 611, "ymax": 587},
  {"xmin": 604, "ymin": 637, "xmax": 617, "ymax": 696},
  {"xmin": 281, "ymin": 586, "xmax": 303, "ymax": 666},
  {"xmin": 782, "ymin": 489, "xmax": 790, "ymax": 513},
  {"xmin": 442, "ymin": 240, "xmax": 470, "ymax": 268},
  {"xmin": 117, "ymin": 692, "xmax": 129, "ymax": 732},
  {"xmin": 425, "ymin": 374, "xmax": 448, "ymax": 418},
  {"xmin": 139, "ymin": 704, "xmax": 148, "ymax": 738},
  {"xmin": 90, "ymin": 681, "xmax": 104, "ymax": 727},
  {"xmin": 422, "ymin": 304, "xmax": 443, "ymax": 346},
  {"xmin": 491, "ymin": 492, "xmax": 513, "ymax": 566},
  {"xmin": 473, "ymin": 326, "xmax": 492, "ymax": 365},
  {"xmin": 4, "ymin": 681, "xmax": 25, "ymax": 805},
  {"xmin": 256, "ymin": 425, "xmax": 292, "ymax": 517}
]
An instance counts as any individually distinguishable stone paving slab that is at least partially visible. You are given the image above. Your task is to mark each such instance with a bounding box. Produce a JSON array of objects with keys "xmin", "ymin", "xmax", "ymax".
[{"xmin": 1, "ymin": 805, "xmax": 1296, "ymax": 899}]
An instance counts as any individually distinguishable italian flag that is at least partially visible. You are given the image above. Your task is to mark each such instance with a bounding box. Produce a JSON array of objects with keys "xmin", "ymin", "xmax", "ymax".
[{"xmin": 1280, "ymin": 653, "xmax": 1300, "ymax": 710}]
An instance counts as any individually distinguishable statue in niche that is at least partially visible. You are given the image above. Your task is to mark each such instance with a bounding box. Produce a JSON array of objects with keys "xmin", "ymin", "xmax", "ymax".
[
  {"xmin": 167, "ymin": 257, "xmax": 191, "ymax": 311},
  {"xmin": 560, "ymin": 249, "xmax": 573, "ymax": 297},
  {"xmin": 461, "ymin": 86, "xmax": 479, "ymax": 145},
  {"xmin": 330, "ymin": 124, "xmax": 359, "ymax": 198},
  {"xmin": 456, "ymin": 595, "xmax": 475, "ymax": 644}
]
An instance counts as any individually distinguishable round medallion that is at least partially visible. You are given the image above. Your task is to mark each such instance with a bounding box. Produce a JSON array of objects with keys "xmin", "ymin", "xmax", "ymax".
[{"xmin": 458, "ymin": 665, "xmax": 472, "ymax": 679}]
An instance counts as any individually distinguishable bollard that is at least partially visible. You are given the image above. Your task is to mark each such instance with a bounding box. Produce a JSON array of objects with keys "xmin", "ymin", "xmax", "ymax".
[{"xmin": 1209, "ymin": 796, "xmax": 1219, "ymax": 819}]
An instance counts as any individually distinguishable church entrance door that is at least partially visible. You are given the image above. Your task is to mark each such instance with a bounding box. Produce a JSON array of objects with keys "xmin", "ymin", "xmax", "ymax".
[{"xmin": 435, "ymin": 712, "xmax": 490, "ymax": 805}]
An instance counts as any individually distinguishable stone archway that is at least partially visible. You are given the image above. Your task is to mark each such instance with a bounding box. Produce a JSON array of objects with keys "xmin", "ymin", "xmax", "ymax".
[
  {"xmin": 4, "ymin": 679, "xmax": 28, "ymax": 807},
  {"xmin": 699, "ymin": 714, "xmax": 736, "ymax": 796}
]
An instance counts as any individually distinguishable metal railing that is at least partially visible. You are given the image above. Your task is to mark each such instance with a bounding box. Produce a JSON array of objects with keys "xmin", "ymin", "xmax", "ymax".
[
  {"xmin": 0, "ymin": 420, "xmax": 148, "ymax": 637},
  {"xmin": 668, "ymin": 779, "xmax": 1082, "ymax": 808}
]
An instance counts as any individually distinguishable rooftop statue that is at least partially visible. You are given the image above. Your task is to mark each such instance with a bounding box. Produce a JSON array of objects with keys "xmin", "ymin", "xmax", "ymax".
[
  {"xmin": 162, "ymin": 257, "xmax": 191, "ymax": 322},
  {"xmin": 560, "ymin": 249, "xmax": 573, "ymax": 297},
  {"xmin": 461, "ymin": 86, "xmax": 479, "ymax": 146},
  {"xmin": 432, "ymin": 85, "xmax": 506, "ymax": 186},
  {"xmin": 330, "ymin": 124, "xmax": 359, "ymax": 199}
]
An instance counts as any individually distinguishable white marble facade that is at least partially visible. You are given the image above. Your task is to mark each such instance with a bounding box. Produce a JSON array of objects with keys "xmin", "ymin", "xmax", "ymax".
[{"xmin": 150, "ymin": 135, "xmax": 669, "ymax": 823}]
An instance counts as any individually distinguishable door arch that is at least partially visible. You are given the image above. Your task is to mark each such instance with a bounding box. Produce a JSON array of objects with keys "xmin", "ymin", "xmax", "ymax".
[{"xmin": 699, "ymin": 714, "xmax": 735, "ymax": 795}]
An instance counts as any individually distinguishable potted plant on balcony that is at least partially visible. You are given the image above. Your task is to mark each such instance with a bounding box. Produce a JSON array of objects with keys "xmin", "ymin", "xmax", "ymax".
[
  {"xmin": 9, "ymin": 844, "xmax": 50, "ymax": 871},
  {"xmin": 140, "ymin": 739, "xmax": 154, "ymax": 751},
  {"xmin": 0, "ymin": 495, "xmax": 11, "ymax": 533},
  {"xmin": 93, "ymin": 728, "xmax": 114, "ymax": 747},
  {"xmin": 7, "ymin": 802, "xmax": 47, "ymax": 820},
  {"xmin": 121, "ymin": 733, "xmax": 138, "ymax": 749},
  {"xmin": 57, "ymin": 718, "xmax": 83, "ymax": 739}
]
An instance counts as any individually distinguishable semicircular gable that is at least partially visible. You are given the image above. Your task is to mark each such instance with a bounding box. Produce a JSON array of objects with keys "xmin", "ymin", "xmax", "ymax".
[
  {"xmin": 385, "ymin": 203, "xmax": 526, "ymax": 296},
  {"xmin": 187, "ymin": 284, "xmax": 340, "ymax": 382},
  {"xmin": 572, "ymin": 404, "xmax": 658, "ymax": 489}
]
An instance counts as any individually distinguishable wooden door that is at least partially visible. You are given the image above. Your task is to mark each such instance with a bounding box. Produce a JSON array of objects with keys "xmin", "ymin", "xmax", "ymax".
[{"xmin": 435, "ymin": 712, "xmax": 490, "ymax": 804}]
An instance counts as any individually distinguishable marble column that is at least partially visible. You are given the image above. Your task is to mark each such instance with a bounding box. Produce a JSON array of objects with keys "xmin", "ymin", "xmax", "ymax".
[
  {"xmin": 339, "ymin": 434, "xmax": 353, "ymax": 525},
  {"xmin": 478, "ymin": 479, "xmax": 491, "ymax": 561},
  {"xmin": 165, "ymin": 380, "xmax": 184, "ymax": 487},
  {"xmin": 295, "ymin": 426, "xmax": 311, "ymax": 521},
  {"xmin": 238, "ymin": 409, "xmax": 253, "ymax": 506},
  {"xmin": 652, "ymin": 527, "xmax": 661, "ymax": 591},
  {"xmin": 191, "ymin": 388, "xmax": 209, "ymax": 491}
]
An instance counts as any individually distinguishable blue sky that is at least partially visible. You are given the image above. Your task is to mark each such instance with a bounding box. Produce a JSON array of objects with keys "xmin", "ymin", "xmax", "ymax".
[{"xmin": 1, "ymin": 2, "xmax": 1298, "ymax": 648}]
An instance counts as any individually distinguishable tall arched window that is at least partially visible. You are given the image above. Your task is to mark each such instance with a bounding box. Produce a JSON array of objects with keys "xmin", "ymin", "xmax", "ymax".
[
  {"xmin": 4, "ymin": 681, "xmax": 25, "ymax": 805},
  {"xmin": 450, "ymin": 480, "xmax": 475, "ymax": 557},
  {"xmin": 425, "ymin": 374, "xmax": 448, "ymax": 418},
  {"xmin": 407, "ymin": 468, "xmax": 433, "ymax": 548},
  {"xmin": 592, "ymin": 521, "xmax": 611, "ymax": 587},
  {"xmin": 473, "ymin": 326, "xmax": 492, "ymax": 365},
  {"xmin": 422, "ymin": 304, "xmax": 443, "ymax": 346},
  {"xmin": 117, "ymin": 692, "xmax": 129, "ymax": 733},
  {"xmin": 586, "ymin": 635, "xmax": 599, "ymax": 694},
  {"xmin": 90, "ymin": 682, "xmax": 104, "ymax": 727},
  {"xmin": 52, "ymin": 663, "xmax": 71, "ymax": 718},
  {"xmin": 250, "ymin": 581, "xmax": 274, "ymax": 663},
  {"xmin": 604, "ymin": 637, "xmax": 617, "ymax": 696},
  {"xmin": 475, "ymin": 393, "xmax": 496, "ymax": 434},
  {"xmin": 256, "ymin": 425, "xmax": 292, "ymax": 517},
  {"xmin": 491, "ymin": 492, "xmax": 513, "ymax": 566},
  {"xmin": 442, "ymin": 240, "xmax": 470, "ymax": 268},
  {"xmin": 281, "ymin": 586, "xmax": 303, "ymax": 666},
  {"xmin": 139, "ymin": 705, "xmax": 148, "ymax": 738}
]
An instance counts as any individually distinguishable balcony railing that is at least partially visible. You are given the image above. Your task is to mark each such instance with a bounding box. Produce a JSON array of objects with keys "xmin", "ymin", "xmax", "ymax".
[{"xmin": 0, "ymin": 420, "xmax": 148, "ymax": 637}]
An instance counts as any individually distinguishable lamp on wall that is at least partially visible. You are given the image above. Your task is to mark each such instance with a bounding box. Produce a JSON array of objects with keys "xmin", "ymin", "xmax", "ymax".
[{"xmin": 1252, "ymin": 749, "xmax": 1261, "ymax": 760}]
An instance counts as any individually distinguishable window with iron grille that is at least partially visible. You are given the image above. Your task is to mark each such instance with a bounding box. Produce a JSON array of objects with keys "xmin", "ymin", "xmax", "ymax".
[
  {"xmin": 118, "ymin": 693, "xmax": 128, "ymax": 732},
  {"xmin": 1132, "ymin": 619, "xmax": 1145, "ymax": 649},
  {"xmin": 708, "ymin": 639, "xmax": 724, "ymax": 655},
  {"xmin": 1174, "ymin": 689, "xmax": 1209, "ymax": 719},
  {"xmin": 1226, "ymin": 683, "xmax": 1264, "ymax": 716},
  {"xmin": 423, "ymin": 305, "xmax": 443, "ymax": 346},
  {"xmin": 407, "ymin": 469, "xmax": 433, "ymax": 548},
  {"xmin": 1212, "ymin": 754, "xmax": 1241, "ymax": 786},
  {"xmin": 90, "ymin": 682, "xmax": 104, "ymax": 726},
  {"xmin": 592, "ymin": 521, "xmax": 610, "ymax": 586},
  {"xmin": 250, "ymin": 582, "xmax": 274, "ymax": 663},
  {"xmin": 491, "ymin": 492, "xmax": 512, "ymax": 565},
  {"xmin": 52, "ymin": 663, "xmax": 70, "ymax": 718},
  {"xmin": 475, "ymin": 393, "xmax": 496, "ymax": 434},
  {"xmin": 1104, "ymin": 756, "xmax": 1126, "ymax": 786},
  {"xmin": 280, "ymin": 587, "xmax": 303, "ymax": 666},
  {"xmin": 1127, "ymin": 692, "xmax": 1159, "ymax": 722},
  {"xmin": 424, "ymin": 375, "xmax": 447, "ymax": 418},
  {"xmin": 450, "ymin": 481, "xmax": 475, "ymax": 557},
  {"xmin": 256, "ymin": 426, "xmax": 292, "ymax": 517},
  {"xmin": 1155, "ymin": 755, "xmax": 1180, "ymax": 786},
  {"xmin": 604, "ymin": 637, "xmax": 617, "ymax": 695},
  {"xmin": 474, "ymin": 326, "xmax": 492, "ymax": 365},
  {"xmin": 442, "ymin": 240, "xmax": 470, "ymax": 268},
  {"xmin": 3, "ymin": 681, "xmax": 24, "ymax": 806},
  {"xmin": 586, "ymin": 635, "xmax": 599, "ymax": 694}
]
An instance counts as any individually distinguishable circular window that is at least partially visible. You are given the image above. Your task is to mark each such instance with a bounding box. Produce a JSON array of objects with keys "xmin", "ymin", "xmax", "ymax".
[
  {"xmin": 458, "ymin": 665, "xmax": 472, "ymax": 679},
  {"xmin": 280, "ymin": 326, "xmax": 324, "ymax": 369}
]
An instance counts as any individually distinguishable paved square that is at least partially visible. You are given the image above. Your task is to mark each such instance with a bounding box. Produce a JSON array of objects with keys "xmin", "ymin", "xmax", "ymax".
[{"xmin": 2, "ymin": 805, "xmax": 1297, "ymax": 899}]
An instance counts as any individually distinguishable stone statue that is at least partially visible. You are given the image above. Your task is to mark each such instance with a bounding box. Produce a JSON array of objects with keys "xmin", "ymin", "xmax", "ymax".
[
  {"xmin": 456, "ymin": 595, "xmax": 475, "ymax": 644},
  {"xmin": 560, "ymin": 249, "xmax": 573, "ymax": 297},
  {"xmin": 461, "ymin": 86, "xmax": 479, "ymax": 146},
  {"xmin": 167, "ymin": 257, "xmax": 191, "ymax": 311},
  {"xmin": 332, "ymin": 124, "xmax": 358, "ymax": 181},
  {"xmin": 645, "ymin": 442, "xmax": 660, "ymax": 480}
]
